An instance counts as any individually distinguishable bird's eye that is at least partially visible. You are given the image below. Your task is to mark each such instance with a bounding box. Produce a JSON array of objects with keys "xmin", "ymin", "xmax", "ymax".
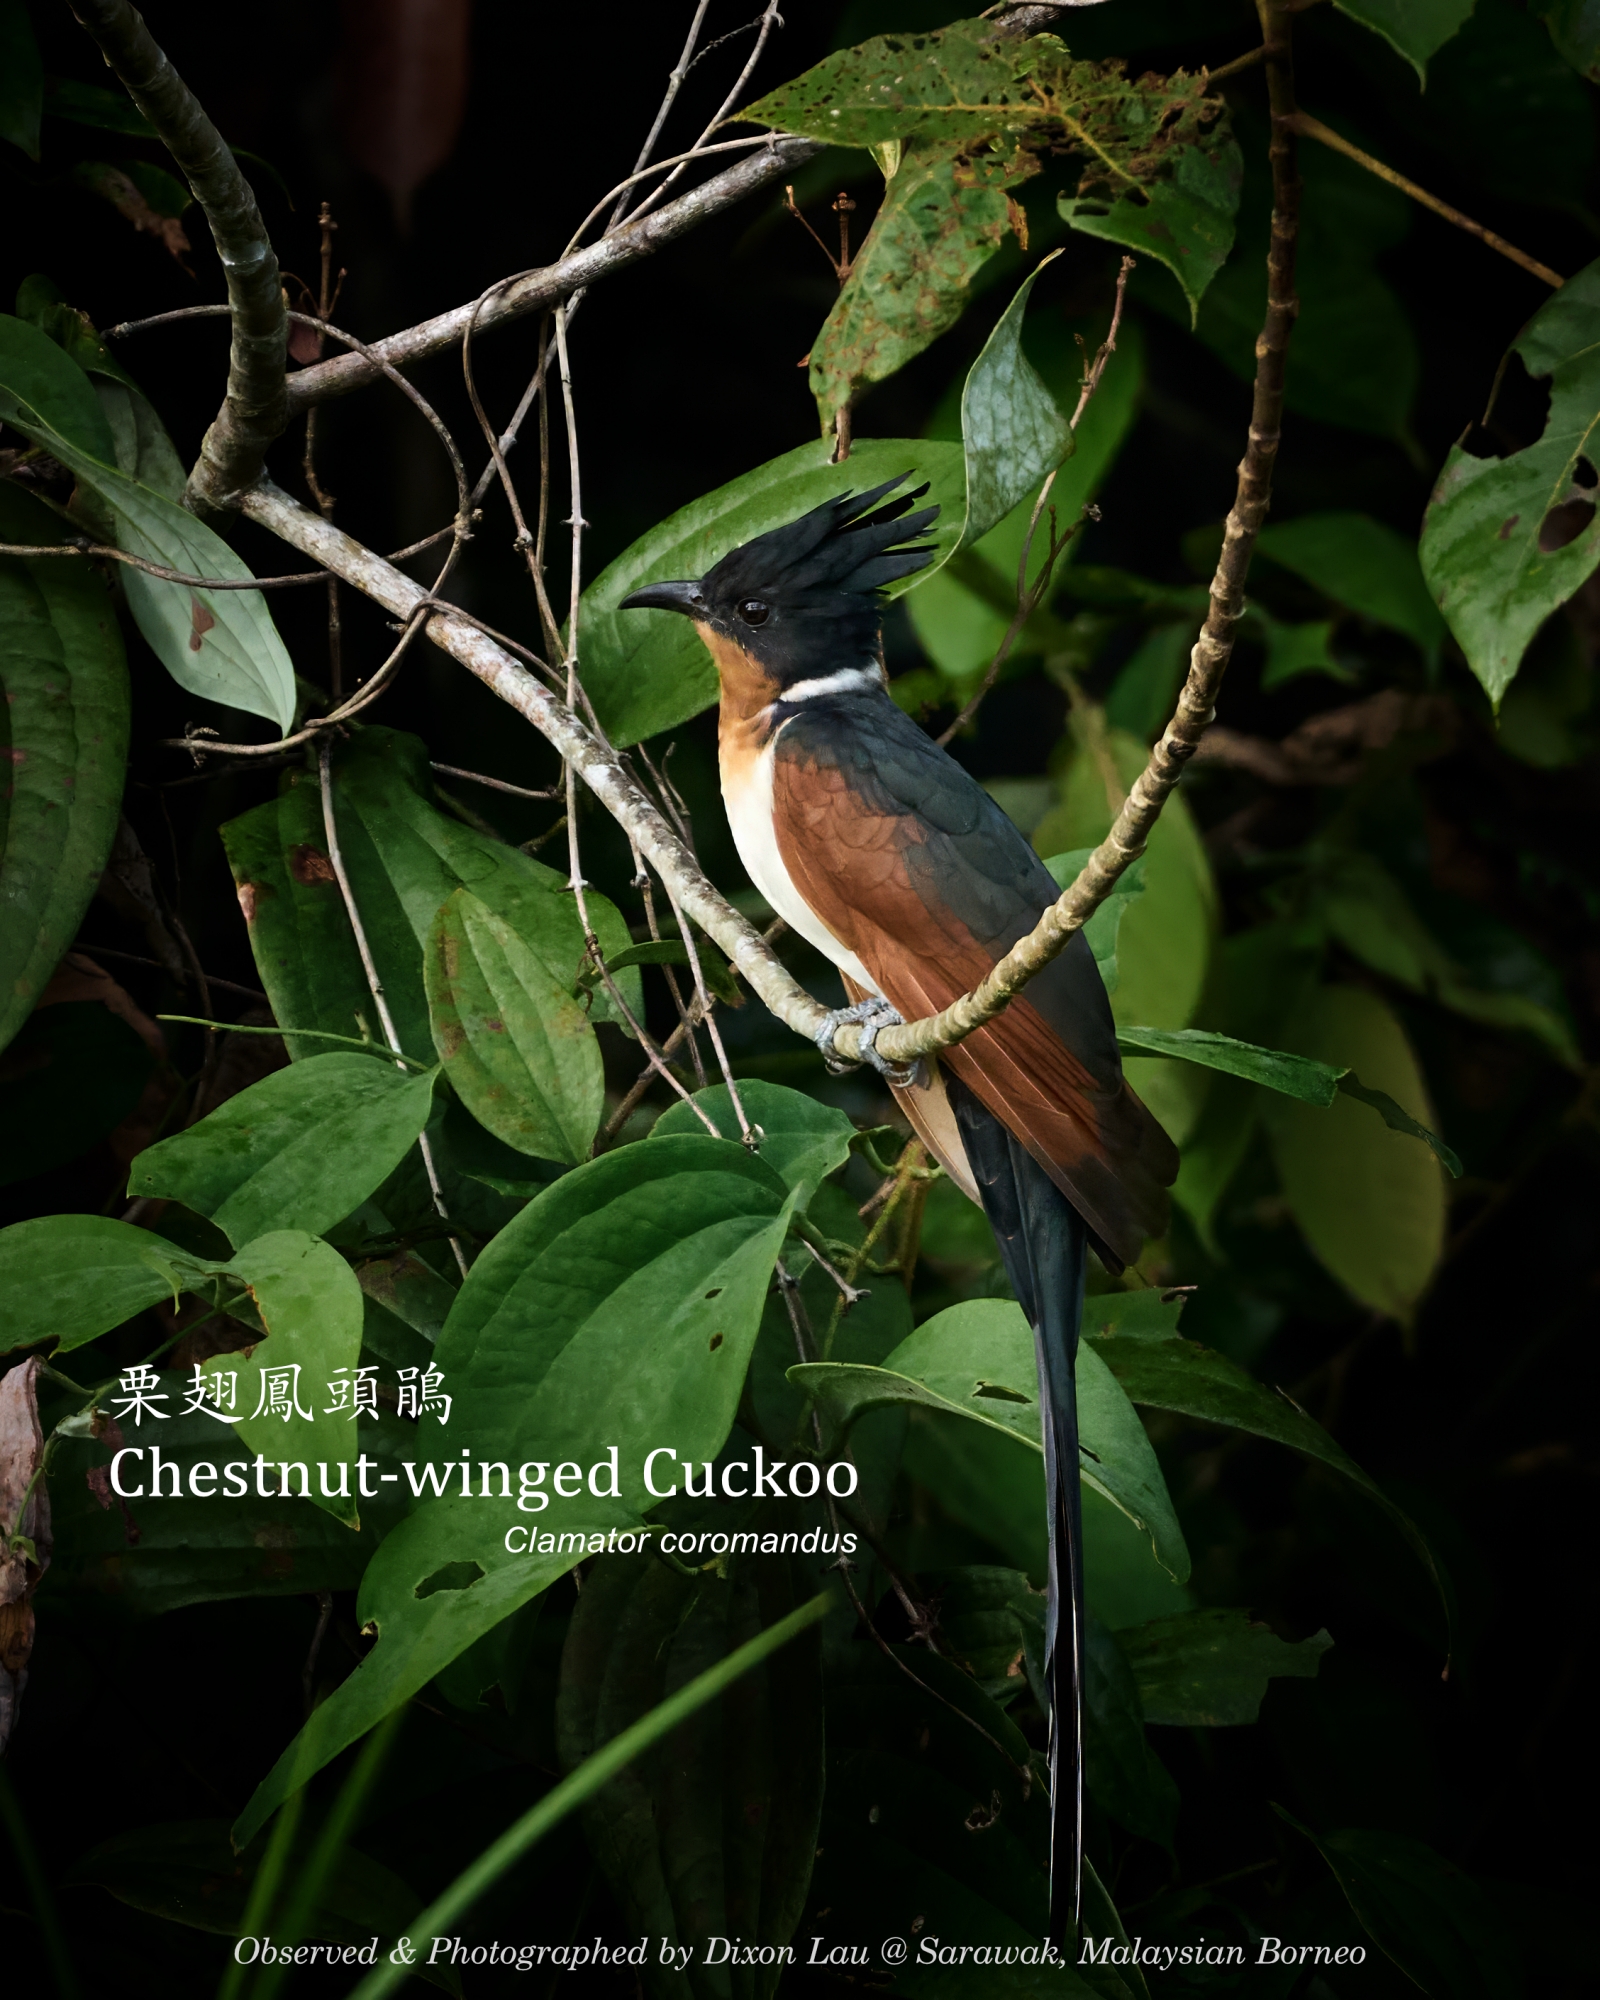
[{"xmin": 737, "ymin": 598, "xmax": 770, "ymax": 626}]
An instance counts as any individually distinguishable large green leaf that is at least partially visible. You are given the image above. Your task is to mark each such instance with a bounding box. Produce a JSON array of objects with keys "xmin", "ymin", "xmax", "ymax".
[
  {"xmin": 128, "ymin": 1053, "xmax": 440, "ymax": 1248},
  {"xmin": 1256, "ymin": 511, "xmax": 1447, "ymax": 667},
  {"xmin": 0, "ymin": 1214, "xmax": 206, "ymax": 1357},
  {"xmin": 1276, "ymin": 1812, "xmax": 1525, "ymax": 2000},
  {"xmin": 0, "ymin": 484, "xmax": 130, "ymax": 1054},
  {"xmin": 234, "ymin": 1138, "xmax": 800, "ymax": 1844},
  {"xmin": 1421, "ymin": 256, "xmax": 1600, "ymax": 706},
  {"xmin": 1334, "ymin": 0, "xmax": 1475, "ymax": 80},
  {"xmin": 1539, "ymin": 0, "xmax": 1600, "ymax": 82},
  {"xmin": 1045, "ymin": 847, "xmax": 1147, "ymax": 997},
  {"xmin": 203, "ymin": 1230, "xmax": 367, "ymax": 1527},
  {"xmin": 221, "ymin": 729, "xmax": 638, "ymax": 1066},
  {"xmin": 790, "ymin": 1296, "xmax": 1190, "ymax": 1582},
  {"xmin": 1085, "ymin": 1288, "xmax": 1451, "ymax": 1627},
  {"xmin": 1261, "ymin": 985, "xmax": 1447, "ymax": 1317},
  {"xmin": 424, "ymin": 888, "xmax": 602, "ymax": 1164},
  {"xmin": 652, "ymin": 1079, "xmax": 856, "ymax": 1201},
  {"xmin": 1117, "ymin": 1608, "xmax": 1332, "ymax": 1727},
  {"xmin": 0, "ymin": 315, "xmax": 296, "ymax": 731},
  {"xmin": 556, "ymin": 1541, "xmax": 823, "ymax": 1999}
]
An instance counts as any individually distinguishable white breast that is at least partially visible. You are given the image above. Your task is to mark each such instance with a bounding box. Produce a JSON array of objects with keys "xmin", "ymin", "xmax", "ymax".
[{"xmin": 720, "ymin": 729, "xmax": 883, "ymax": 997}]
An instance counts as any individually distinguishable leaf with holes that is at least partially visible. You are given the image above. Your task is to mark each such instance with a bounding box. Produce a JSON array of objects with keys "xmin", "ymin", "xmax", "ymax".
[
  {"xmin": 1421, "ymin": 256, "xmax": 1600, "ymax": 705},
  {"xmin": 424, "ymin": 887, "xmax": 603, "ymax": 1164},
  {"xmin": 0, "ymin": 483, "xmax": 130, "ymax": 1056}
]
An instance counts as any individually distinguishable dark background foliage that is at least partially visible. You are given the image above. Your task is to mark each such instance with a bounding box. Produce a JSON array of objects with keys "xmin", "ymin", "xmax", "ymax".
[{"xmin": 1, "ymin": 1, "xmax": 1595, "ymax": 1994}]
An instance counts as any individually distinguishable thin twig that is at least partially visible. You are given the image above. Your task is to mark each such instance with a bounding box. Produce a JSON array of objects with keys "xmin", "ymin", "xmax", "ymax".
[
  {"xmin": 429, "ymin": 764, "xmax": 560, "ymax": 803},
  {"xmin": 318, "ymin": 740, "xmax": 469, "ymax": 1277},
  {"xmin": 608, "ymin": 0, "xmax": 714, "ymax": 230},
  {"xmin": 1287, "ymin": 111, "xmax": 1564, "ymax": 288},
  {"xmin": 72, "ymin": 944, "xmax": 268, "ymax": 1004}
]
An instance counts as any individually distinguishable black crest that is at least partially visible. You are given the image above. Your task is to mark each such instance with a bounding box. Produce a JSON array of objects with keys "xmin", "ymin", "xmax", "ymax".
[{"xmin": 702, "ymin": 474, "xmax": 939, "ymax": 612}]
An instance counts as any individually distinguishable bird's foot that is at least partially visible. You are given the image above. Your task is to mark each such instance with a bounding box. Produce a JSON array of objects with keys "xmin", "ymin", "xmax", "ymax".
[{"xmin": 815, "ymin": 998, "xmax": 924, "ymax": 1088}]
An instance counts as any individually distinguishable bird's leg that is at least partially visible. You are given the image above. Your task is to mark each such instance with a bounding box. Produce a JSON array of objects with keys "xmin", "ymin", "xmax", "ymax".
[{"xmin": 814, "ymin": 997, "xmax": 925, "ymax": 1088}]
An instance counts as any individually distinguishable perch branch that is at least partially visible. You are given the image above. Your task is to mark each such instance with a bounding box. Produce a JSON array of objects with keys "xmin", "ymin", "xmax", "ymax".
[{"xmin": 68, "ymin": 0, "xmax": 287, "ymax": 518}]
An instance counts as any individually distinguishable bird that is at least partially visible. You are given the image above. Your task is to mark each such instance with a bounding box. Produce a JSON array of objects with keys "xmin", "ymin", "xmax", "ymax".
[{"xmin": 622, "ymin": 474, "xmax": 1177, "ymax": 1938}]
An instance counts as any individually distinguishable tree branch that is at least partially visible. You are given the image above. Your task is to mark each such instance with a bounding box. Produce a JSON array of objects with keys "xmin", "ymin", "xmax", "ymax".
[
  {"xmin": 859, "ymin": 0, "xmax": 1304, "ymax": 1070},
  {"xmin": 283, "ymin": 137, "xmax": 823, "ymax": 414},
  {"xmin": 68, "ymin": 0, "xmax": 287, "ymax": 519},
  {"xmin": 237, "ymin": 480, "xmax": 834, "ymax": 1050}
]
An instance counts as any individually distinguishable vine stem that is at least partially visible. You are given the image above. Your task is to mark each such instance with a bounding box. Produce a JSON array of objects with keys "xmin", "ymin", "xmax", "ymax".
[{"xmin": 317, "ymin": 742, "xmax": 469, "ymax": 1279}]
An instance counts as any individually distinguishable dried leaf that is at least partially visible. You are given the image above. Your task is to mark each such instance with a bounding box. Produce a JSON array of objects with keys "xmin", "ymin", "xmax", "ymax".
[
  {"xmin": 0, "ymin": 1356, "xmax": 52, "ymax": 1752},
  {"xmin": 336, "ymin": 0, "xmax": 472, "ymax": 228},
  {"xmin": 69, "ymin": 161, "xmax": 192, "ymax": 262}
]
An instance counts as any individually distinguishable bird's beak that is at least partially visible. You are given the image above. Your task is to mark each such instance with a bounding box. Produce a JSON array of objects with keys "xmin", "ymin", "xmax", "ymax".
[{"xmin": 619, "ymin": 578, "xmax": 705, "ymax": 616}]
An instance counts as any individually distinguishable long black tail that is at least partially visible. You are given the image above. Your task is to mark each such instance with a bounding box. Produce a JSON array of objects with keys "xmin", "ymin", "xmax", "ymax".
[{"xmin": 947, "ymin": 1076, "xmax": 1088, "ymax": 1943}]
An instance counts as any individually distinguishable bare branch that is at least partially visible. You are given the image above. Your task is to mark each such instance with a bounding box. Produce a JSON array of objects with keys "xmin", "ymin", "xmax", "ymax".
[
  {"xmin": 68, "ymin": 0, "xmax": 287, "ymax": 519},
  {"xmin": 283, "ymin": 138, "xmax": 822, "ymax": 413}
]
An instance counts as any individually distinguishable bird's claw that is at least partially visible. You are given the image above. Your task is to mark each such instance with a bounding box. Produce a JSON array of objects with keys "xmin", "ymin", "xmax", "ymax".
[{"xmin": 815, "ymin": 998, "xmax": 924, "ymax": 1088}]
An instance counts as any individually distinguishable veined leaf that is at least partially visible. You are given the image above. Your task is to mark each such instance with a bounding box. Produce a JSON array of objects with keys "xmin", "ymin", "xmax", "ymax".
[
  {"xmin": 0, "ymin": 483, "xmax": 130, "ymax": 1054},
  {"xmin": 652, "ymin": 1079, "xmax": 855, "ymax": 1201},
  {"xmin": 789, "ymin": 1296, "xmax": 1191, "ymax": 1582},
  {"xmin": 1256, "ymin": 510, "xmax": 1446, "ymax": 666},
  {"xmin": 1334, "ymin": 0, "xmax": 1476, "ymax": 81},
  {"xmin": 424, "ymin": 887, "xmax": 603, "ymax": 1164},
  {"xmin": 0, "ymin": 314, "xmax": 296, "ymax": 731},
  {"xmin": 1421, "ymin": 256, "xmax": 1600, "ymax": 707},
  {"xmin": 206, "ymin": 1230, "xmax": 366, "ymax": 1527},
  {"xmin": 128, "ymin": 1052, "xmax": 442, "ymax": 1248},
  {"xmin": 0, "ymin": 1214, "xmax": 209, "ymax": 1356}
]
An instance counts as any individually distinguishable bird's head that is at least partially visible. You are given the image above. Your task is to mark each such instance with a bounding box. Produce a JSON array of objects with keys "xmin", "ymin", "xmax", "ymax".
[{"xmin": 620, "ymin": 474, "xmax": 939, "ymax": 693}]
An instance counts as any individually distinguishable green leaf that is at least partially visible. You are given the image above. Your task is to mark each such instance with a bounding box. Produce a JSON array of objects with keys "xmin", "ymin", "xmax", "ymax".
[
  {"xmin": 789, "ymin": 1296, "xmax": 1191, "ymax": 1582},
  {"xmin": 1256, "ymin": 511, "xmax": 1447, "ymax": 667},
  {"xmin": 0, "ymin": 315, "xmax": 296, "ymax": 731},
  {"xmin": 652, "ymin": 1079, "xmax": 856, "ymax": 1201},
  {"xmin": 128, "ymin": 1053, "xmax": 441, "ymax": 1249},
  {"xmin": 575, "ymin": 438, "xmax": 964, "ymax": 746},
  {"xmin": 808, "ymin": 140, "xmax": 1013, "ymax": 435},
  {"xmin": 919, "ymin": 1565, "xmax": 1046, "ymax": 1698},
  {"xmin": 1421, "ymin": 256, "xmax": 1600, "ymax": 706},
  {"xmin": 41, "ymin": 75, "xmax": 158, "ymax": 139},
  {"xmin": 958, "ymin": 258, "xmax": 1074, "ymax": 543},
  {"xmin": 221, "ymin": 729, "xmax": 638, "ymax": 1065},
  {"xmin": 1044, "ymin": 847, "xmax": 1147, "ymax": 997},
  {"xmin": 1539, "ymin": 0, "xmax": 1600, "ymax": 82},
  {"xmin": 1104, "ymin": 621, "xmax": 1191, "ymax": 741},
  {"xmin": 1260, "ymin": 985, "xmax": 1448, "ymax": 1315},
  {"xmin": 1334, "ymin": 0, "xmax": 1476, "ymax": 81},
  {"xmin": 0, "ymin": 0, "xmax": 43, "ymax": 159},
  {"xmin": 424, "ymin": 888, "xmax": 603, "ymax": 1164},
  {"xmin": 1085, "ymin": 1287, "xmax": 1451, "ymax": 1628},
  {"xmin": 0, "ymin": 998, "xmax": 154, "ymax": 1187},
  {"xmin": 1253, "ymin": 608, "xmax": 1355, "ymax": 691},
  {"xmin": 16, "ymin": 274, "xmax": 141, "ymax": 392},
  {"xmin": 556, "ymin": 1542, "xmax": 824, "ymax": 1993},
  {"xmin": 1275, "ymin": 1811, "xmax": 1526, "ymax": 2000},
  {"xmin": 0, "ymin": 1214, "xmax": 205, "ymax": 1357},
  {"xmin": 231, "ymin": 1497, "xmax": 639, "ymax": 1852},
  {"xmin": 1059, "ymin": 117, "xmax": 1242, "ymax": 324},
  {"xmin": 356, "ymin": 1250, "xmax": 456, "ymax": 1345},
  {"xmin": 207, "ymin": 1230, "xmax": 366, "ymax": 1526},
  {"xmin": 48, "ymin": 1410, "xmax": 411, "ymax": 1612},
  {"xmin": 0, "ymin": 484, "xmax": 131, "ymax": 1054},
  {"xmin": 1114, "ymin": 1024, "xmax": 1463, "ymax": 1175},
  {"xmin": 1117, "ymin": 1608, "xmax": 1332, "ymax": 1726},
  {"xmin": 1084, "ymin": 1618, "xmax": 1178, "ymax": 1849}
]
